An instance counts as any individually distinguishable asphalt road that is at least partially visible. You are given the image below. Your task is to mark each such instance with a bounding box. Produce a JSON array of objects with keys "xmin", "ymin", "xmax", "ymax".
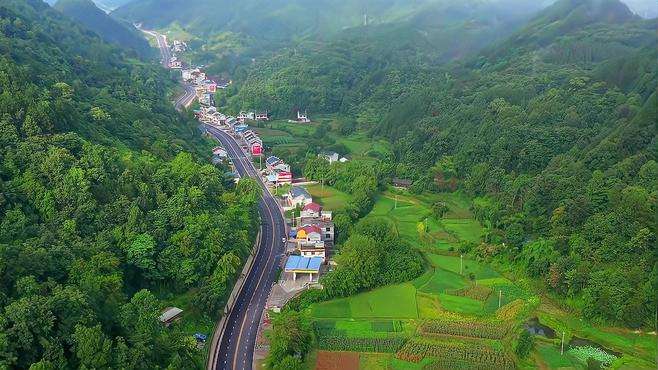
[
  {"xmin": 175, "ymin": 83, "xmax": 197, "ymax": 111},
  {"xmin": 142, "ymin": 29, "xmax": 196, "ymax": 111},
  {"xmin": 205, "ymin": 125, "xmax": 286, "ymax": 370}
]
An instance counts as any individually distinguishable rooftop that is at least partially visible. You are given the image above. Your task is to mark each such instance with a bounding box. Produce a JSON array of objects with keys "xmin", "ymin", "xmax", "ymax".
[
  {"xmin": 290, "ymin": 186, "xmax": 311, "ymax": 199},
  {"xmin": 303, "ymin": 202, "xmax": 322, "ymax": 212},
  {"xmin": 159, "ymin": 307, "xmax": 183, "ymax": 323},
  {"xmin": 284, "ymin": 256, "xmax": 322, "ymax": 272}
]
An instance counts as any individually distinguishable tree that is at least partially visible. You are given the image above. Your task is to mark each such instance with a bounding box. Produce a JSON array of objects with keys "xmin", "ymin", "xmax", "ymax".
[
  {"xmin": 124, "ymin": 233, "xmax": 156, "ymax": 272},
  {"xmin": 72, "ymin": 325, "xmax": 113, "ymax": 369},
  {"xmin": 515, "ymin": 330, "xmax": 534, "ymax": 358},
  {"xmin": 265, "ymin": 311, "xmax": 311, "ymax": 368}
]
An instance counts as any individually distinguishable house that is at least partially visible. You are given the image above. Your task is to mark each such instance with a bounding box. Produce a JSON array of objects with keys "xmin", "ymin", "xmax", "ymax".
[
  {"xmin": 234, "ymin": 123, "xmax": 248, "ymax": 133},
  {"xmin": 272, "ymin": 162, "xmax": 291, "ymax": 173},
  {"xmin": 159, "ymin": 307, "xmax": 183, "ymax": 326},
  {"xmin": 216, "ymin": 78, "xmax": 231, "ymax": 89},
  {"xmin": 299, "ymin": 219, "xmax": 334, "ymax": 241},
  {"xmin": 255, "ymin": 111, "xmax": 269, "ymax": 121},
  {"xmin": 392, "ymin": 178, "xmax": 412, "ymax": 189},
  {"xmin": 212, "ymin": 146, "xmax": 227, "ymax": 158},
  {"xmin": 296, "ymin": 110, "xmax": 310, "ymax": 123},
  {"xmin": 211, "ymin": 155, "xmax": 225, "ymax": 165},
  {"xmin": 284, "ymin": 255, "xmax": 322, "ymax": 281},
  {"xmin": 181, "ymin": 69, "xmax": 194, "ymax": 81},
  {"xmin": 299, "ymin": 242, "xmax": 326, "ymax": 261},
  {"xmin": 287, "ymin": 186, "xmax": 312, "ymax": 208},
  {"xmin": 204, "ymin": 80, "xmax": 217, "ymax": 93},
  {"xmin": 274, "ymin": 170, "xmax": 292, "ymax": 185},
  {"xmin": 169, "ymin": 57, "xmax": 182, "ymax": 69},
  {"xmin": 266, "ymin": 156, "xmax": 283, "ymax": 170},
  {"xmin": 318, "ymin": 151, "xmax": 339, "ymax": 164},
  {"xmin": 237, "ymin": 111, "xmax": 255, "ymax": 123},
  {"xmin": 296, "ymin": 224, "xmax": 322, "ymax": 243},
  {"xmin": 300, "ymin": 202, "xmax": 322, "ymax": 218}
]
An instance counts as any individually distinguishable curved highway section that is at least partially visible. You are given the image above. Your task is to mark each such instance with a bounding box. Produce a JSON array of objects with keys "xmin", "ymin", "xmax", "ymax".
[{"xmin": 205, "ymin": 125, "xmax": 286, "ymax": 370}]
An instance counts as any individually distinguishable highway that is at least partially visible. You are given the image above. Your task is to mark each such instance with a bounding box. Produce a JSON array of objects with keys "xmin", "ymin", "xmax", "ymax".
[
  {"xmin": 143, "ymin": 24, "xmax": 283, "ymax": 368},
  {"xmin": 142, "ymin": 28, "xmax": 197, "ymax": 111},
  {"xmin": 205, "ymin": 125, "xmax": 286, "ymax": 370}
]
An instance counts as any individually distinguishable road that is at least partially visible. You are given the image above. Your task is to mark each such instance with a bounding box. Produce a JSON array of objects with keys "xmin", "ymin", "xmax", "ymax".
[
  {"xmin": 141, "ymin": 28, "xmax": 196, "ymax": 111},
  {"xmin": 175, "ymin": 83, "xmax": 197, "ymax": 111},
  {"xmin": 205, "ymin": 125, "xmax": 286, "ymax": 370}
]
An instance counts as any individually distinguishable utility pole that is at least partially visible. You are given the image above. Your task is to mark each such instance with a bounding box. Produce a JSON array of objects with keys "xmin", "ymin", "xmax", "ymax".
[
  {"xmin": 460, "ymin": 254, "xmax": 463, "ymax": 275},
  {"xmin": 560, "ymin": 331, "xmax": 565, "ymax": 355},
  {"xmin": 395, "ymin": 194, "xmax": 398, "ymax": 209},
  {"xmin": 498, "ymin": 290, "xmax": 502, "ymax": 309}
]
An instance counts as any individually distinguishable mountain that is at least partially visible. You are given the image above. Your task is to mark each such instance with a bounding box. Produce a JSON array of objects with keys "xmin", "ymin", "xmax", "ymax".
[
  {"xmin": 0, "ymin": 0, "xmax": 257, "ymax": 368},
  {"xmin": 229, "ymin": 0, "xmax": 657, "ymax": 329},
  {"xmin": 54, "ymin": 0, "xmax": 152, "ymax": 58},
  {"xmin": 113, "ymin": 0, "xmax": 546, "ymax": 41}
]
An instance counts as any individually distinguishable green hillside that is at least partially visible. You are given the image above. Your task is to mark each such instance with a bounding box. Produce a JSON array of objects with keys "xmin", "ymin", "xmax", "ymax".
[
  {"xmin": 54, "ymin": 0, "xmax": 153, "ymax": 58},
  {"xmin": 0, "ymin": 0, "xmax": 258, "ymax": 368},
  {"xmin": 235, "ymin": 0, "xmax": 656, "ymax": 329}
]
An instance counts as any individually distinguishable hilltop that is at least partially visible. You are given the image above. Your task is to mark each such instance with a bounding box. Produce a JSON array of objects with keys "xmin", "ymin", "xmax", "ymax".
[{"xmin": 54, "ymin": 0, "xmax": 153, "ymax": 58}]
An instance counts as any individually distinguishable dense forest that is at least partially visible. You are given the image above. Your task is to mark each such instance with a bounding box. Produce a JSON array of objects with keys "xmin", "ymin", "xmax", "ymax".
[
  {"xmin": 225, "ymin": 0, "xmax": 656, "ymax": 328},
  {"xmin": 113, "ymin": 0, "xmax": 546, "ymax": 77},
  {"xmin": 54, "ymin": 0, "xmax": 153, "ymax": 58},
  {"xmin": 0, "ymin": 0, "xmax": 258, "ymax": 368}
]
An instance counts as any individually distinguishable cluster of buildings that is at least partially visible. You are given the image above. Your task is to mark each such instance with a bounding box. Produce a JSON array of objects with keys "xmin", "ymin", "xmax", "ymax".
[
  {"xmin": 264, "ymin": 156, "xmax": 292, "ymax": 186},
  {"xmin": 318, "ymin": 150, "xmax": 349, "ymax": 164},
  {"xmin": 195, "ymin": 106, "xmax": 264, "ymax": 155},
  {"xmin": 283, "ymin": 187, "xmax": 335, "ymax": 282},
  {"xmin": 288, "ymin": 110, "xmax": 311, "ymax": 123}
]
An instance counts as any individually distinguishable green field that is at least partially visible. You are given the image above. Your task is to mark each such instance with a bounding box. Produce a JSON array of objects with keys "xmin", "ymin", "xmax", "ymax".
[
  {"xmin": 365, "ymin": 190, "xmax": 483, "ymax": 251},
  {"xmin": 306, "ymin": 183, "xmax": 351, "ymax": 211},
  {"xmin": 311, "ymin": 283, "xmax": 418, "ymax": 319},
  {"xmin": 426, "ymin": 254, "xmax": 500, "ymax": 280},
  {"xmin": 305, "ymin": 190, "xmax": 656, "ymax": 369}
]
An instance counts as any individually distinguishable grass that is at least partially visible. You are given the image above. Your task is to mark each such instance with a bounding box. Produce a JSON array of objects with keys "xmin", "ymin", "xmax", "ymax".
[
  {"xmin": 427, "ymin": 254, "xmax": 501, "ymax": 280},
  {"xmin": 306, "ymin": 183, "xmax": 351, "ymax": 211},
  {"xmin": 311, "ymin": 283, "xmax": 418, "ymax": 319},
  {"xmin": 536, "ymin": 343, "xmax": 582, "ymax": 368},
  {"xmin": 437, "ymin": 293, "xmax": 485, "ymax": 316},
  {"xmin": 417, "ymin": 267, "xmax": 468, "ymax": 294}
]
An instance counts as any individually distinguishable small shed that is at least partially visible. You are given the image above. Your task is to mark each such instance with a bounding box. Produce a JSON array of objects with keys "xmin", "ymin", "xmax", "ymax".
[
  {"xmin": 159, "ymin": 307, "xmax": 183, "ymax": 326},
  {"xmin": 392, "ymin": 178, "xmax": 412, "ymax": 189}
]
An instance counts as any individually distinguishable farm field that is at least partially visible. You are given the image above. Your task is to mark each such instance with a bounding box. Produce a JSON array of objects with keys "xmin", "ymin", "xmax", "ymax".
[
  {"xmin": 365, "ymin": 190, "xmax": 483, "ymax": 251},
  {"xmin": 304, "ymin": 189, "xmax": 656, "ymax": 369},
  {"xmin": 306, "ymin": 183, "xmax": 351, "ymax": 211}
]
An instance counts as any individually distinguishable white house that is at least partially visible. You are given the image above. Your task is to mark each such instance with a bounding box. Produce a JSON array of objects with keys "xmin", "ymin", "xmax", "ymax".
[{"xmin": 287, "ymin": 186, "xmax": 312, "ymax": 208}]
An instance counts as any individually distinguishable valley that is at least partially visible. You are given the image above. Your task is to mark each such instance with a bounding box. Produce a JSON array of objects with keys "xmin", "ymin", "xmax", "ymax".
[{"xmin": 0, "ymin": 0, "xmax": 655, "ymax": 369}]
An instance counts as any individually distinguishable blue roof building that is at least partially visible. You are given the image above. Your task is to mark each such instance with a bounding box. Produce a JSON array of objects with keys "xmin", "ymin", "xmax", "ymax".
[{"xmin": 284, "ymin": 256, "xmax": 322, "ymax": 281}]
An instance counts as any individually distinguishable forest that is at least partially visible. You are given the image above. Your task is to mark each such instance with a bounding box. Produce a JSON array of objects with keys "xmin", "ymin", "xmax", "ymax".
[
  {"xmin": 0, "ymin": 0, "xmax": 259, "ymax": 368},
  {"xmin": 224, "ymin": 0, "xmax": 658, "ymax": 329}
]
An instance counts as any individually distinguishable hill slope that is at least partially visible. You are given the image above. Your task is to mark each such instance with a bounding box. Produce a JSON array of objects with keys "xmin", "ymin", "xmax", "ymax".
[
  {"xmin": 54, "ymin": 0, "xmax": 152, "ymax": 57},
  {"xmin": 0, "ymin": 0, "xmax": 257, "ymax": 368}
]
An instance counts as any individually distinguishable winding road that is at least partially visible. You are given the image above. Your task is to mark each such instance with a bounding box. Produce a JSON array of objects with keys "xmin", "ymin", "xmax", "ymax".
[
  {"xmin": 141, "ymin": 28, "xmax": 197, "ymax": 110},
  {"xmin": 205, "ymin": 125, "xmax": 286, "ymax": 370},
  {"xmin": 145, "ymin": 27, "xmax": 284, "ymax": 368}
]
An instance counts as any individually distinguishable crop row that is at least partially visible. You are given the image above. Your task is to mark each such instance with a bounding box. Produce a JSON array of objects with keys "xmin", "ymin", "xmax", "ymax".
[
  {"xmin": 418, "ymin": 319, "xmax": 510, "ymax": 339},
  {"xmin": 424, "ymin": 357, "xmax": 513, "ymax": 370},
  {"xmin": 317, "ymin": 336, "xmax": 406, "ymax": 353},
  {"xmin": 396, "ymin": 338, "xmax": 515, "ymax": 368},
  {"xmin": 447, "ymin": 285, "xmax": 493, "ymax": 301}
]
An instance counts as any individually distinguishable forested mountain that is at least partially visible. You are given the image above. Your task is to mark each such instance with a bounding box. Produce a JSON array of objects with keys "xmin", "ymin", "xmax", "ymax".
[
  {"xmin": 113, "ymin": 0, "xmax": 547, "ymax": 47},
  {"xmin": 54, "ymin": 0, "xmax": 153, "ymax": 58},
  {"xmin": 45, "ymin": 0, "xmax": 132, "ymax": 12},
  {"xmin": 230, "ymin": 0, "xmax": 657, "ymax": 328},
  {"xmin": 0, "ymin": 0, "xmax": 258, "ymax": 368}
]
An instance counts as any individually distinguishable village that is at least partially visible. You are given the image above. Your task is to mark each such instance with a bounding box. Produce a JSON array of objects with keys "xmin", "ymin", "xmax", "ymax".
[{"xmin": 165, "ymin": 38, "xmax": 337, "ymax": 365}]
